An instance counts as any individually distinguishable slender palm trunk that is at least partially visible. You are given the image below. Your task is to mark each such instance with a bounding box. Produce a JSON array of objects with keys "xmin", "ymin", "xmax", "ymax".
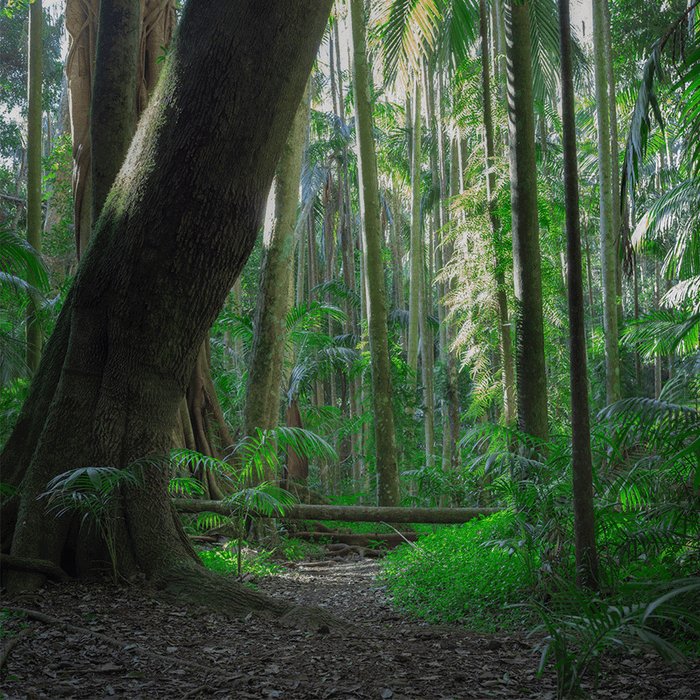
[
  {"xmin": 480, "ymin": 0, "xmax": 515, "ymax": 426},
  {"xmin": 592, "ymin": 0, "xmax": 620, "ymax": 404},
  {"xmin": 407, "ymin": 80, "xmax": 422, "ymax": 386},
  {"xmin": 349, "ymin": 0, "xmax": 399, "ymax": 506},
  {"xmin": 505, "ymin": 0, "xmax": 548, "ymax": 443},
  {"xmin": 26, "ymin": 0, "xmax": 44, "ymax": 373},
  {"xmin": 559, "ymin": 0, "xmax": 600, "ymax": 591},
  {"xmin": 603, "ymin": 0, "xmax": 622, "ymax": 326}
]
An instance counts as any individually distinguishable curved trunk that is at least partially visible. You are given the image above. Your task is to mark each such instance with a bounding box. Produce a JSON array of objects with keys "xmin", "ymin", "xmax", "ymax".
[
  {"xmin": 68, "ymin": 0, "xmax": 231, "ymax": 486},
  {"xmin": 1, "ymin": 0, "xmax": 332, "ymax": 594},
  {"xmin": 90, "ymin": 0, "xmax": 140, "ymax": 225}
]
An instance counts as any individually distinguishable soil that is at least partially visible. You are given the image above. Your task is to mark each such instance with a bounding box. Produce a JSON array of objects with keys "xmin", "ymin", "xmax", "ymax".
[{"xmin": 1, "ymin": 555, "xmax": 699, "ymax": 700}]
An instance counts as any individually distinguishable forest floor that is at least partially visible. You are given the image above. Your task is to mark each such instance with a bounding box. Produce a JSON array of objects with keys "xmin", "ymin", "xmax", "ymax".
[{"xmin": 1, "ymin": 554, "xmax": 699, "ymax": 700}]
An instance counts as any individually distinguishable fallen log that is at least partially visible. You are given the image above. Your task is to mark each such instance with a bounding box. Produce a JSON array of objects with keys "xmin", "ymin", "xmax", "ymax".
[
  {"xmin": 173, "ymin": 500, "xmax": 501, "ymax": 524},
  {"xmin": 294, "ymin": 531, "xmax": 419, "ymax": 547}
]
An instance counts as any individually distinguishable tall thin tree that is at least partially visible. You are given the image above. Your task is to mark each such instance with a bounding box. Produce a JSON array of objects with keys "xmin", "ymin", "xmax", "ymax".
[
  {"xmin": 592, "ymin": 0, "xmax": 620, "ymax": 404},
  {"xmin": 25, "ymin": 0, "xmax": 44, "ymax": 373},
  {"xmin": 349, "ymin": 0, "xmax": 400, "ymax": 506},
  {"xmin": 559, "ymin": 0, "xmax": 600, "ymax": 590},
  {"xmin": 505, "ymin": 0, "xmax": 549, "ymax": 443}
]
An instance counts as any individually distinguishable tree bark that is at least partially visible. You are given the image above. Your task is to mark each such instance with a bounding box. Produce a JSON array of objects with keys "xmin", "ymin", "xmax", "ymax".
[
  {"xmin": 174, "ymin": 500, "xmax": 501, "ymax": 524},
  {"xmin": 407, "ymin": 81, "xmax": 422, "ymax": 389},
  {"xmin": 480, "ymin": 0, "xmax": 515, "ymax": 427},
  {"xmin": 1, "ymin": 0, "xmax": 333, "ymax": 595},
  {"xmin": 65, "ymin": 0, "xmax": 99, "ymax": 259},
  {"xmin": 25, "ymin": 0, "xmax": 43, "ymax": 373},
  {"xmin": 90, "ymin": 0, "xmax": 140, "ymax": 226},
  {"xmin": 592, "ymin": 0, "xmax": 620, "ymax": 404},
  {"xmin": 559, "ymin": 0, "xmax": 600, "ymax": 590},
  {"xmin": 348, "ymin": 0, "xmax": 400, "ymax": 506},
  {"xmin": 243, "ymin": 83, "xmax": 308, "ymax": 483},
  {"xmin": 505, "ymin": 0, "xmax": 549, "ymax": 443}
]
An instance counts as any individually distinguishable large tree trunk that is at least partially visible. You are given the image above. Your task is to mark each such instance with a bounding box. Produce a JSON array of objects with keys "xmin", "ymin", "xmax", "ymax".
[
  {"xmin": 1, "ymin": 0, "xmax": 333, "ymax": 600},
  {"xmin": 90, "ymin": 0, "xmax": 140, "ymax": 226},
  {"xmin": 72, "ymin": 0, "xmax": 235, "ymax": 488},
  {"xmin": 349, "ymin": 0, "xmax": 400, "ymax": 506}
]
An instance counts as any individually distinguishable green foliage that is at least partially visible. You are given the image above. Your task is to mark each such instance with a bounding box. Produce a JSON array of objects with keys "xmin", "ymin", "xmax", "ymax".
[
  {"xmin": 41, "ymin": 134, "xmax": 76, "ymax": 273},
  {"xmin": 173, "ymin": 433, "xmax": 333, "ymax": 575},
  {"xmin": 39, "ymin": 460, "xmax": 154, "ymax": 583},
  {"xmin": 230, "ymin": 426, "xmax": 338, "ymax": 484},
  {"xmin": 381, "ymin": 511, "xmax": 536, "ymax": 627},
  {"xmin": 523, "ymin": 581, "xmax": 700, "ymax": 699},
  {"xmin": 198, "ymin": 545, "xmax": 284, "ymax": 579}
]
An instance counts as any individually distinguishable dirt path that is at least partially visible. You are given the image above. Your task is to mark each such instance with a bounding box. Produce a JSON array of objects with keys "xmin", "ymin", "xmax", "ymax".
[{"xmin": 1, "ymin": 557, "xmax": 698, "ymax": 699}]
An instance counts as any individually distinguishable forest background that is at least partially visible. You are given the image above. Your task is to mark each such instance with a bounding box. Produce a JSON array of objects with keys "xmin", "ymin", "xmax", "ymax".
[{"xmin": 1, "ymin": 0, "xmax": 700, "ymax": 679}]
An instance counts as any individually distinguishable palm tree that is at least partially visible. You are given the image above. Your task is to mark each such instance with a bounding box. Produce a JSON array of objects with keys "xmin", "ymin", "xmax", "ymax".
[
  {"xmin": 559, "ymin": 0, "xmax": 599, "ymax": 590},
  {"xmin": 505, "ymin": 0, "xmax": 549, "ymax": 444},
  {"xmin": 349, "ymin": 0, "xmax": 400, "ymax": 506},
  {"xmin": 25, "ymin": 0, "xmax": 43, "ymax": 373}
]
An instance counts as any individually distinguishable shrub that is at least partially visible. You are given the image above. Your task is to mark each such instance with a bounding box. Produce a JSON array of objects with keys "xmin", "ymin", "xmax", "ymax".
[{"xmin": 380, "ymin": 511, "xmax": 536, "ymax": 628}]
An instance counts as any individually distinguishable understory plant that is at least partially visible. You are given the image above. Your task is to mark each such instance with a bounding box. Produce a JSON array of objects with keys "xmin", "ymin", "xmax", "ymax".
[
  {"xmin": 524, "ymin": 580, "xmax": 700, "ymax": 699},
  {"xmin": 173, "ymin": 426, "xmax": 336, "ymax": 575},
  {"xmin": 380, "ymin": 510, "xmax": 533, "ymax": 627},
  {"xmin": 39, "ymin": 459, "xmax": 156, "ymax": 582}
]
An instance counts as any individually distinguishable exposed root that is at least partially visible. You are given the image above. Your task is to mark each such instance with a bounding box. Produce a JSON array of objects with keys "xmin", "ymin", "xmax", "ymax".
[
  {"xmin": 1, "ymin": 553, "xmax": 72, "ymax": 582},
  {"xmin": 154, "ymin": 562, "xmax": 349, "ymax": 631},
  {"xmin": 0, "ymin": 624, "xmax": 34, "ymax": 670}
]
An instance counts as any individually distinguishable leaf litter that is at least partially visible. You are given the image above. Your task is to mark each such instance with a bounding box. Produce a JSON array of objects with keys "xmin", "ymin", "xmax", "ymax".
[{"xmin": 1, "ymin": 557, "xmax": 699, "ymax": 699}]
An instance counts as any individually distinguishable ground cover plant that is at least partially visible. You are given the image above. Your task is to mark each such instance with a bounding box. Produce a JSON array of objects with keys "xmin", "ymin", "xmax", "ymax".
[{"xmin": 380, "ymin": 511, "xmax": 536, "ymax": 629}]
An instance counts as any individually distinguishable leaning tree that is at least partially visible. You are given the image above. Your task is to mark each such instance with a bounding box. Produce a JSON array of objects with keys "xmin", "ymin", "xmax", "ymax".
[{"xmin": 0, "ymin": 0, "xmax": 335, "ymax": 621}]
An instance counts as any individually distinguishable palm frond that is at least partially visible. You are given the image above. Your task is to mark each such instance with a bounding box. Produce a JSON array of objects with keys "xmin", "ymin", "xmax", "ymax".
[
  {"xmin": 373, "ymin": 0, "xmax": 441, "ymax": 86},
  {"xmin": 620, "ymin": 45, "xmax": 665, "ymax": 206},
  {"xmin": 623, "ymin": 308, "xmax": 700, "ymax": 357},
  {"xmin": 0, "ymin": 224, "xmax": 50, "ymax": 294},
  {"xmin": 528, "ymin": 0, "xmax": 561, "ymax": 105},
  {"xmin": 312, "ymin": 279, "xmax": 362, "ymax": 309},
  {"xmin": 436, "ymin": 0, "xmax": 479, "ymax": 66},
  {"xmin": 598, "ymin": 397, "xmax": 700, "ymax": 459}
]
